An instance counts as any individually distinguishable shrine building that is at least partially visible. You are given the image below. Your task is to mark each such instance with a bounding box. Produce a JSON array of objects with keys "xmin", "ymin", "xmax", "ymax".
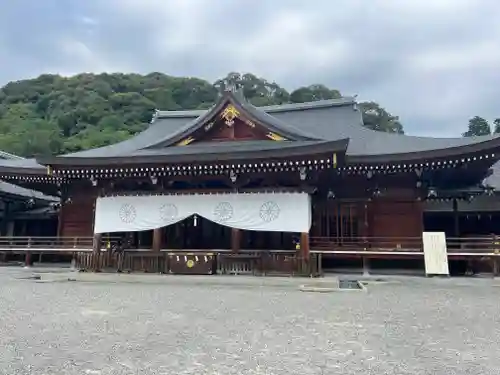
[{"xmin": 1, "ymin": 90, "xmax": 500, "ymax": 274}]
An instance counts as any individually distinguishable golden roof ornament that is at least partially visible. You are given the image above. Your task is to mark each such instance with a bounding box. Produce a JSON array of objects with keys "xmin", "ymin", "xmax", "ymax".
[
  {"xmin": 221, "ymin": 105, "xmax": 240, "ymax": 127},
  {"xmin": 266, "ymin": 132, "xmax": 286, "ymax": 141},
  {"xmin": 176, "ymin": 136, "xmax": 195, "ymax": 146}
]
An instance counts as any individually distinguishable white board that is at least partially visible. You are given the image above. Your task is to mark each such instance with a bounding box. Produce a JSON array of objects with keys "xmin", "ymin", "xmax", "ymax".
[{"xmin": 422, "ymin": 232, "xmax": 449, "ymax": 276}]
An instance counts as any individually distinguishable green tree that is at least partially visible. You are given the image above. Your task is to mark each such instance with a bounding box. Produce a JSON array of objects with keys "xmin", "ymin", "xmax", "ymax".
[
  {"xmin": 0, "ymin": 104, "xmax": 62, "ymax": 156},
  {"xmin": 214, "ymin": 72, "xmax": 289, "ymax": 106},
  {"xmin": 359, "ymin": 102, "xmax": 404, "ymax": 134},
  {"xmin": 290, "ymin": 84, "xmax": 341, "ymax": 103},
  {"xmin": 493, "ymin": 118, "xmax": 500, "ymax": 134},
  {"xmin": 462, "ymin": 116, "xmax": 491, "ymax": 137}
]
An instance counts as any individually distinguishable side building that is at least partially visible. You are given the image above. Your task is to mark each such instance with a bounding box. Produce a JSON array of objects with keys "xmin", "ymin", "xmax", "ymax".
[{"xmin": 0, "ymin": 152, "xmax": 58, "ymax": 254}]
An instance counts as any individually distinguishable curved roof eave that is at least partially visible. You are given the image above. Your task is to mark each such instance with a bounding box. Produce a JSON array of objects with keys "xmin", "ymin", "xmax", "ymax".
[
  {"xmin": 268, "ymin": 103, "xmax": 500, "ymax": 159},
  {"xmin": 0, "ymin": 158, "xmax": 46, "ymax": 175},
  {"xmin": 347, "ymin": 134, "xmax": 500, "ymax": 163},
  {"xmin": 0, "ymin": 180, "xmax": 58, "ymax": 202},
  {"xmin": 38, "ymin": 139, "xmax": 349, "ymax": 166}
]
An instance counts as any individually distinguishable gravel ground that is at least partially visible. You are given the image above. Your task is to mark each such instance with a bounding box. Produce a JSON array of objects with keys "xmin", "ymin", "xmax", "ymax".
[{"xmin": 0, "ymin": 268, "xmax": 499, "ymax": 375}]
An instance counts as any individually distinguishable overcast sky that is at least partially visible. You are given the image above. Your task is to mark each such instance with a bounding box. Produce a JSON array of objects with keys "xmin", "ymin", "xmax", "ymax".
[{"xmin": 1, "ymin": 0, "xmax": 499, "ymax": 137}]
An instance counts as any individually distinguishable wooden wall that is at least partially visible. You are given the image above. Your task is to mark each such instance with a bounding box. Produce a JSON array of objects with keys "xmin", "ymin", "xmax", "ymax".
[
  {"xmin": 311, "ymin": 200, "xmax": 361, "ymax": 241},
  {"xmin": 368, "ymin": 198, "xmax": 423, "ymax": 248},
  {"xmin": 311, "ymin": 195, "xmax": 423, "ymax": 246},
  {"xmin": 59, "ymin": 185, "xmax": 96, "ymax": 238}
]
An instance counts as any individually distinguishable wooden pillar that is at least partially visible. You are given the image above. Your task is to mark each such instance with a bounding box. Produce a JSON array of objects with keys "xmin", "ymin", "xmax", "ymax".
[
  {"xmin": 1, "ymin": 201, "xmax": 11, "ymax": 236},
  {"xmin": 6, "ymin": 221, "xmax": 14, "ymax": 237},
  {"xmin": 57, "ymin": 201, "xmax": 64, "ymax": 237},
  {"xmin": 231, "ymin": 228, "xmax": 241, "ymax": 252},
  {"xmin": 24, "ymin": 251, "xmax": 31, "ymax": 268},
  {"xmin": 452, "ymin": 198, "xmax": 460, "ymax": 237},
  {"xmin": 362, "ymin": 257, "xmax": 370, "ymax": 276},
  {"xmin": 92, "ymin": 233, "xmax": 102, "ymax": 252},
  {"xmin": 92, "ymin": 233, "xmax": 102, "ymax": 271},
  {"xmin": 493, "ymin": 257, "xmax": 499, "ymax": 277},
  {"xmin": 300, "ymin": 232, "xmax": 310, "ymax": 259},
  {"xmin": 299, "ymin": 232, "xmax": 310, "ymax": 275},
  {"xmin": 152, "ymin": 228, "xmax": 163, "ymax": 251},
  {"xmin": 362, "ymin": 202, "xmax": 370, "ymax": 250}
]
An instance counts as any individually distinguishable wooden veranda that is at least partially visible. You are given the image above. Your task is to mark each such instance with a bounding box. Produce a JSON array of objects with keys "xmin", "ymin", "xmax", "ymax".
[{"xmin": 0, "ymin": 235, "xmax": 499, "ymax": 277}]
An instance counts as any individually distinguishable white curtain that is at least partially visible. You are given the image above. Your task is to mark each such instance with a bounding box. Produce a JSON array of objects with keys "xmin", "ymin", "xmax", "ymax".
[{"xmin": 94, "ymin": 192, "xmax": 311, "ymax": 234}]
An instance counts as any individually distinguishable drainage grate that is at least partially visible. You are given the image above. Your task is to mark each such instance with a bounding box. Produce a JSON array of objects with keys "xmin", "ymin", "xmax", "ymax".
[
  {"xmin": 299, "ymin": 278, "xmax": 365, "ymax": 292},
  {"xmin": 338, "ymin": 279, "xmax": 363, "ymax": 289}
]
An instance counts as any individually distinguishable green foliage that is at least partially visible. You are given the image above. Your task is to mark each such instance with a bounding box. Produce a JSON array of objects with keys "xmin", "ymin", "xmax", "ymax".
[
  {"xmin": 358, "ymin": 102, "xmax": 403, "ymax": 134},
  {"xmin": 462, "ymin": 116, "xmax": 492, "ymax": 137},
  {"xmin": 290, "ymin": 84, "xmax": 341, "ymax": 103},
  {"xmin": 0, "ymin": 72, "xmax": 405, "ymax": 157},
  {"xmin": 494, "ymin": 119, "xmax": 500, "ymax": 135}
]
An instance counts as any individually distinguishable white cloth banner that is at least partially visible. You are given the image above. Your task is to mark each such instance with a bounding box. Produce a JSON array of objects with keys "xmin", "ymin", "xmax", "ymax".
[
  {"xmin": 422, "ymin": 232, "xmax": 449, "ymax": 276},
  {"xmin": 94, "ymin": 192, "xmax": 311, "ymax": 234}
]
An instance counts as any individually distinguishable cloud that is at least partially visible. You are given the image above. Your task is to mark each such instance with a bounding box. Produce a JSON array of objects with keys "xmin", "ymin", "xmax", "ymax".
[{"xmin": 0, "ymin": 0, "xmax": 499, "ymax": 136}]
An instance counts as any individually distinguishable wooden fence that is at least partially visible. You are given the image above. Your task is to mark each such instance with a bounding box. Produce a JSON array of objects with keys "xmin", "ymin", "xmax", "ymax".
[
  {"xmin": 310, "ymin": 236, "xmax": 500, "ymax": 258},
  {"xmin": 74, "ymin": 250, "xmax": 321, "ymax": 277}
]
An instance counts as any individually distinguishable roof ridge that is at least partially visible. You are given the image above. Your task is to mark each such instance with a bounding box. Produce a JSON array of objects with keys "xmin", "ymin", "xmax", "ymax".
[
  {"xmin": 261, "ymin": 97, "xmax": 356, "ymax": 113},
  {"xmin": 154, "ymin": 96, "xmax": 357, "ymax": 119}
]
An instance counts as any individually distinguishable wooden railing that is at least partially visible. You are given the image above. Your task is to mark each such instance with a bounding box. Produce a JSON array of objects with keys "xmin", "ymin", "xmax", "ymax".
[
  {"xmin": 310, "ymin": 236, "xmax": 500, "ymax": 256},
  {"xmin": 310, "ymin": 236, "xmax": 423, "ymax": 253},
  {"xmin": 0, "ymin": 235, "xmax": 497, "ymax": 257},
  {"xmin": 447, "ymin": 237, "xmax": 500, "ymax": 255},
  {"xmin": 0, "ymin": 236, "xmax": 97, "ymax": 252}
]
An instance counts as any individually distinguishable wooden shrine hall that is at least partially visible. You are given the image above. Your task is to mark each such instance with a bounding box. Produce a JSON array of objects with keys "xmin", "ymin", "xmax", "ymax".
[{"xmin": 1, "ymin": 89, "xmax": 500, "ymax": 275}]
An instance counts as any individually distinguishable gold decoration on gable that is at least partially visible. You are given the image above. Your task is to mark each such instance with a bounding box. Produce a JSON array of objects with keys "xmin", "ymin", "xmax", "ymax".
[
  {"xmin": 266, "ymin": 132, "xmax": 287, "ymax": 141},
  {"xmin": 244, "ymin": 119, "xmax": 256, "ymax": 128},
  {"xmin": 176, "ymin": 136, "xmax": 195, "ymax": 146},
  {"xmin": 221, "ymin": 105, "xmax": 240, "ymax": 127},
  {"xmin": 204, "ymin": 121, "xmax": 214, "ymax": 131}
]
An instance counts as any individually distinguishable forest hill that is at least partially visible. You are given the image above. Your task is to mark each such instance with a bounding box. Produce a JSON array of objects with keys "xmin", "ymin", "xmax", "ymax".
[{"xmin": 0, "ymin": 72, "xmax": 402, "ymax": 157}]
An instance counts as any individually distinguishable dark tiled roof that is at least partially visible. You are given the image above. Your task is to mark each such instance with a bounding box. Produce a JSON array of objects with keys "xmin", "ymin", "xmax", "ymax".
[
  {"xmin": 269, "ymin": 104, "xmax": 500, "ymax": 156},
  {"xmin": 134, "ymin": 140, "xmax": 321, "ymax": 155},
  {"xmin": 0, "ymin": 180, "xmax": 58, "ymax": 202},
  {"xmin": 48, "ymin": 139, "xmax": 349, "ymax": 165},
  {"xmin": 30, "ymin": 92, "xmax": 500, "ymax": 166},
  {"xmin": 0, "ymin": 157, "xmax": 46, "ymax": 172},
  {"xmin": 64, "ymin": 116, "xmax": 192, "ymax": 157},
  {"xmin": 0, "ymin": 157, "xmax": 57, "ymax": 201}
]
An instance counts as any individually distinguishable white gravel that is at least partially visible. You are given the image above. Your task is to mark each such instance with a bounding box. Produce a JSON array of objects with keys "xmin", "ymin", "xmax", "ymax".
[{"xmin": 0, "ymin": 268, "xmax": 499, "ymax": 374}]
